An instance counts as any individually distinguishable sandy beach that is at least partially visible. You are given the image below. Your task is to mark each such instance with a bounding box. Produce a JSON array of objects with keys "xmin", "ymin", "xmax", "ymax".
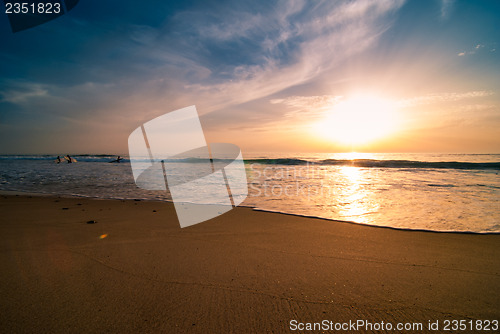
[{"xmin": 0, "ymin": 194, "xmax": 498, "ymax": 333}]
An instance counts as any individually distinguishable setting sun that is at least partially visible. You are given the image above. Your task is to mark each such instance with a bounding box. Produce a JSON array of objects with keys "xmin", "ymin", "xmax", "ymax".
[{"xmin": 313, "ymin": 95, "xmax": 398, "ymax": 146}]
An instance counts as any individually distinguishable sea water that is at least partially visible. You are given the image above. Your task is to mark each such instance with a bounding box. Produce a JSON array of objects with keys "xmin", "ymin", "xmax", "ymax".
[{"xmin": 0, "ymin": 153, "xmax": 499, "ymax": 233}]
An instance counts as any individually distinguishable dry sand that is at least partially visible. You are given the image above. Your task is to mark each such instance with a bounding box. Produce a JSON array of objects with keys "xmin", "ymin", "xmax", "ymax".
[{"xmin": 0, "ymin": 194, "xmax": 499, "ymax": 333}]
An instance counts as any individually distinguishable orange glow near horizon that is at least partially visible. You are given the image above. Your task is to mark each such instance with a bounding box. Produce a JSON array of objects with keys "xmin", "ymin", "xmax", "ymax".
[{"xmin": 313, "ymin": 95, "xmax": 399, "ymax": 148}]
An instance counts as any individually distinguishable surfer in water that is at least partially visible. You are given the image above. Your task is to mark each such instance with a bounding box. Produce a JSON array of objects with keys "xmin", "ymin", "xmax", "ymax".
[
  {"xmin": 109, "ymin": 156, "xmax": 123, "ymax": 163},
  {"xmin": 66, "ymin": 155, "xmax": 73, "ymax": 163},
  {"xmin": 56, "ymin": 156, "xmax": 62, "ymax": 164}
]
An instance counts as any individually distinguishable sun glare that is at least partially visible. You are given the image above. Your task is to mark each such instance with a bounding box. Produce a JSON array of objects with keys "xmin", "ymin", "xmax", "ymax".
[{"xmin": 314, "ymin": 95, "xmax": 398, "ymax": 146}]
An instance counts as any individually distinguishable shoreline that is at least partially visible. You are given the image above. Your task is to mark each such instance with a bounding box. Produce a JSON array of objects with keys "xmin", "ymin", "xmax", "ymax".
[{"xmin": 2, "ymin": 189, "xmax": 499, "ymax": 235}]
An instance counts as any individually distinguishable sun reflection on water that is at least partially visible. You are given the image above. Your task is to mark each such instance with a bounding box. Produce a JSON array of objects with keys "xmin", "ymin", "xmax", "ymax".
[{"xmin": 336, "ymin": 166, "xmax": 379, "ymax": 224}]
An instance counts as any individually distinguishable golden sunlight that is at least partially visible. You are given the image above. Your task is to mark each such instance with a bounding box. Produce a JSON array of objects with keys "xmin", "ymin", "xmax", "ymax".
[{"xmin": 313, "ymin": 95, "xmax": 398, "ymax": 146}]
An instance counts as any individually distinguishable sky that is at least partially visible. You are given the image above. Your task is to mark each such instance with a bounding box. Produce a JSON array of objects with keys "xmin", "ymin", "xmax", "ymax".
[{"xmin": 0, "ymin": 0, "xmax": 499, "ymax": 154}]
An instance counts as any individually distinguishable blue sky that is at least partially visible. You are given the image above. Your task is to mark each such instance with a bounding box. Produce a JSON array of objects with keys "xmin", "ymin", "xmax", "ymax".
[{"xmin": 0, "ymin": 0, "xmax": 499, "ymax": 153}]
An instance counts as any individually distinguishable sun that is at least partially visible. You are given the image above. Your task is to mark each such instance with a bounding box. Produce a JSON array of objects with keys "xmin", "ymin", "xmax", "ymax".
[{"xmin": 313, "ymin": 95, "xmax": 398, "ymax": 146}]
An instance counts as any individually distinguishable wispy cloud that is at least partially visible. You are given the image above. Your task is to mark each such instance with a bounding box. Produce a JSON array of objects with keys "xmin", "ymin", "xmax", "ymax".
[
  {"xmin": 0, "ymin": 81, "xmax": 49, "ymax": 104},
  {"xmin": 455, "ymin": 104, "xmax": 495, "ymax": 113},
  {"xmin": 159, "ymin": 0, "xmax": 406, "ymax": 111},
  {"xmin": 440, "ymin": 0, "xmax": 454, "ymax": 20},
  {"xmin": 457, "ymin": 43, "xmax": 488, "ymax": 56},
  {"xmin": 398, "ymin": 91, "xmax": 494, "ymax": 107},
  {"xmin": 270, "ymin": 95, "xmax": 343, "ymax": 119},
  {"xmin": 270, "ymin": 95, "xmax": 343, "ymax": 110},
  {"xmin": 271, "ymin": 91, "xmax": 495, "ymax": 114}
]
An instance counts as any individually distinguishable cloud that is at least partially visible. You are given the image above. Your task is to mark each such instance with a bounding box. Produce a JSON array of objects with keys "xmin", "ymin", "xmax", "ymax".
[
  {"xmin": 129, "ymin": 24, "xmax": 159, "ymax": 45},
  {"xmin": 456, "ymin": 104, "xmax": 495, "ymax": 112},
  {"xmin": 457, "ymin": 43, "xmax": 488, "ymax": 56},
  {"xmin": 270, "ymin": 95, "xmax": 343, "ymax": 119},
  {"xmin": 271, "ymin": 91, "xmax": 495, "ymax": 115},
  {"xmin": 440, "ymin": 0, "xmax": 454, "ymax": 20},
  {"xmin": 0, "ymin": 81, "xmax": 49, "ymax": 104},
  {"xmin": 398, "ymin": 91, "xmax": 494, "ymax": 107},
  {"xmin": 158, "ymin": 0, "xmax": 406, "ymax": 111},
  {"xmin": 270, "ymin": 95, "xmax": 343, "ymax": 109}
]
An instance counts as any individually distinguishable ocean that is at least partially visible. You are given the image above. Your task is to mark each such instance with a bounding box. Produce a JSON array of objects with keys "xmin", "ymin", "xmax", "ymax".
[{"xmin": 1, "ymin": 153, "xmax": 499, "ymax": 233}]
